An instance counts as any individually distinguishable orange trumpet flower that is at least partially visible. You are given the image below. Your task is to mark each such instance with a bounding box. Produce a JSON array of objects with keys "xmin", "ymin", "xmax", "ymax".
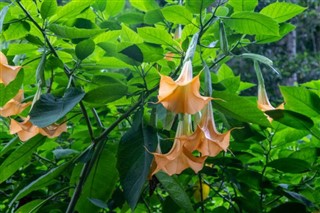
[
  {"xmin": 0, "ymin": 51, "xmax": 22, "ymax": 86},
  {"xmin": 157, "ymin": 60, "xmax": 212, "ymax": 114},
  {"xmin": 0, "ymin": 90, "xmax": 31, "ymax": 117},
  {"xmin": 151, "ymin": 119, "xmax": 207, "ymax": 176},
  {"xmin": 10, "ymin": 116, "xmax": 67, "ymax": 142},
  {"xmin": 185, "ymin": 102, "xmax": 233, "ymax": 157}
]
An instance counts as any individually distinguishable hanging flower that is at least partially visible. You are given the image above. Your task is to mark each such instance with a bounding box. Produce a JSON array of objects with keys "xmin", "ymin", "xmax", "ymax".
[
  {"xmin": 0, "ymin": 51, "xmax": 22, "ymax": 86},
  {"xmin": 10, "ymin": 116, "xmax": 67, "ymax": 142},
  {"xmin": 257, "ymin": 84, "xmax": 284, "ymax": 121},
  {"xmin": 151, "ymin": 118, "xmax": 207, "ymax": 176},
  {"xmin": 157, "ymin": 60, "xmax": 212, "ymax": 114},
  {"xmin": 185, "ymin": 102, "xmax": 233, "ymax": 157},
  {"xmin": 0, "ymin": 90, "xmax": 31, "ymax": 117}
]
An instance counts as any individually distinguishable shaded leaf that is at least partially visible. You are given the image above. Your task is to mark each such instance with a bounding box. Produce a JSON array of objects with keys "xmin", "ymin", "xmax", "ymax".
[
  {"xmin": 267, "ymin": 158, "xmax": 310, "ymax": 173},
  {"xmin": 48, "ymin": 24, "xmax": 104, "ymax": 39},
  {"xmin": 75, "ymin": 39, "xmax": 95, "ymax": 60},
  {"xmin": 0, "ymin": 136, "xmax": 45, "ymax": 184},
  {"xmin": 40, "ymin": 0, "xmax": 57, "ymax": 19},
  {"xmin": 156, "ymin": 172, "xmax": 194, "ymax": 213},
  {"xmin": 265, "ymin": 109, "xmax": 314, "ymax": 130},
  {"xmin": 117, "ymin": 109, "xmax": 157, "ymax": 210},
  {"xmin": 30, "ymin": 87, "xmax": 85, "ymax": 127},
  {"xmin": 185, "ymin": 0, "xmax": 215, "ymax": 13},
  {"xmin": 270, "ymin": 202, "xmax": 307, "ymax": 213}
]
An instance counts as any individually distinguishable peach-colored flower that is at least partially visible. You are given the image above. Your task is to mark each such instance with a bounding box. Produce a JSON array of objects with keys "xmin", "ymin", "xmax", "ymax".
[
  {"xmin": 0, "ymin": 51, "xmax": 22, "ymax": 86},
  {"xmin": 185, "ymin": 102, "xmax": 233, "ymax": 157},
  {"xmin": 157, "ymin": 60, "xmax": 212, "ymax": 114},
  {"xmin": 10, "ymin": 116, "xmax": 67, "ymax": 142},
  {"xmin": 257, "ymin": 84, "xmax": 284, "ymax": 121},
  {"xmin": 151, "ymin": 118, "xmax": 207, "ymax": 176},
  {"xmin": 0, "ymin": 90, "xmax": 31, "ymax": 117}
]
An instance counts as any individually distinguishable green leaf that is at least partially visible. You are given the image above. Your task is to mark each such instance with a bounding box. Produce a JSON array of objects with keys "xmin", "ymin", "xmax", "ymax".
[
  {"xmin": 267, "ymin": 158, "xmax": 311, "ymax": 173},
  {"xmin": 0, "ymin": 70, "xmax": 24, "ymax": 106},
  {"xmin": 260, "ymin": 2, "xmax": 306, "ymax": 23},
  {"xmin": 265, "ymin": 109, "xmax": 314, "ymax": 130},
  {"xmin": 3, "ymin": 22, "xmax": 30, "ymax": 41},
  {"xmin": 228, "ymin": 0, "xmax": 258, "ymax": 11},
  {"xmin": 121, "ymin": 24, "xmax": 144, "ymax": 44},
  {"xmin": 40, "ymin": 0, "xmax": 57, "ymax": 19},
  {"xmin": 0, "ymin": 137, "xmax": 19, "ymax": 158},
  {"xmin": 256, "ymin": 23, "xmax": 296, "ymax": 44},
  {"xmin": 120, "ymin": 44, "xmax": 143, "ymax": 64},
  {"xmin": 0, "ymin": 136, "xmax": 45, "ymax": 184},
  {"xmin": 217, "ymin": 64, "xmax": 234, "ymax": 81},
  {"xmin": 156, "ymin": 172, "xmax": 194, "ymax": 213},
  {"xmin": 283, "ymin": 191, "xmax": 314, "ymax": 207},
  {"xmin": 129, "ymin": 0, "xmax": 159, "ymax": 12},
  {"xmin": 223, "ymin": 12, "xmax": 279, "ymax": 35},
  {"xmin": 29, "ymin": 87, "xmax": 85, "ymax": 127},
  {"xmin": 137, "ymin": 27, "xmax": 174, "ymax": 45},
  {"xmin": 6, "ymin": 43, "xmax": 38, "ymax": 55},
  {"xmin": 76, "ymin": 147, "xmax": 118, "ymax": 212},
  {"xmin": 15, "ymin": 199, "xmax": 43, "ymax": 213},
  {"xmin": 118, "ymin": 12, "xmax": 144, "ymax": 25},
  {"xmin": 50, "ymin": 0, "xmax": 94, "ymax": 22},
  {"xmin": 185, "ymin": 0, "xmax": 215, "ymax": 13},
  {"xmin": 75, "ymin": 39, "xmax": 95, "ymax": 60},
  {"xmin": 0, "ymin": 5, "xmax": 9, "ymax": 33},
  {"xmin": 213, "ymin": 91, "xmax": 271, "ymax": 127},
  {"xmin": 105, "ymin": 0, "xmax": 125, "ymax": 16},
  {"xmin": 280, "ymin": 86, "xmax": 320, "ymax": 117},
  {"xmin": 84, "ymin": 75, "xmax": 128, "ymax": 105},
  {"xmin": 48, "ymin": 24, "xmax": 104, "ymax": 39},
  {"xmin": 137, "ymin": 43, "xmax": 164, "ymax": 62},
  {"xmin": 144, "ymin": 9, "xmax": 165, "ymax": 24},
  {"xmin": 162, "ymin": 5, "xmax": 193, "ymax": 25},
  {"xmin": 117, "ymin": 110, "xmax": 158, "ymax": 210},
  {"xmin": 9, "ymin": 161, "xmax": 70, "ymax": 204}
]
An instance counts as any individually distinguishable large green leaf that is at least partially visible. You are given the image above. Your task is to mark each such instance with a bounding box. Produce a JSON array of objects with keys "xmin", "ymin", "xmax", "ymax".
[
  {"xmin": 50, "ymin": 0, "xmax": 94, "ymax": 22},
  {"xmin": 117, "ymin": 109, "xmax": 157, "ymax": 210},
  {"xmin": 3, "ymin": 22, "xmax": 30, "ymax": 41},
  {"xmin": 129, "ymin": 0, "xmax": 159, "ymax": 12},
  {"xmin": 213, "ymin": 91, "xmax": 271, "ymax": 127},
  {"xmin": 280, "ymin": 86, "xmax": 320, "ymax": 117},
  {"xmin": 144, "ymin": 9, "xmax": 165, "ymax": 24},
  {"xmin": 256, "ymin": 23, "xmax": 296, "ymax": 44},
  {"xmin": 223, "ymin": 12, "xmax": 279, "ymax": 35},
  {"xmin": 105, "ymin": 0, "xmax": 125, "ymax": 16},
  {"xmin": 48, "ymin": 24, "xmax": 104, "ymax": 39},
  {"xmin": 76, "ymin": 147, "xmax": 118, "ymax": 212},
  {"xmin": 40, "ymin": 0, "xmax": 57, "ymax": 19},
  {"xmin": 267, "ymin": 158, "xmax": 311, "ymax": 173},
  {"xmin": 137, "ymin": 43, "xmax": 164, "ymax": 62},
  {"xmin": 9, "ymin": 161, "xmax": 70, "ymax": 204},
  {"xmin": 161, "ymin": 5, "xmax": 193, "ymax": 25},
  {"xmin": 265, "ymin": 109, "xmax": 314, "ymax": 130},
  {"xmin": 185, "ymin": 0, "xmax": 215, "ymax": 13},
  {"xmin": 29, "ymin": 87, "xmax": 85, "ymax": 127},
  {"xmin": 83, "ymin": 75, "xmax": 128, "ymax": 105},
  {"xmin": 0, "ymin": 135, "xmax": 45, "ymax": 184},
  {"xmin": 137, "ymin": 27, "xmax": 174, "ymax": 46},
  {"xmin": 260, "ymin": 2, "xmax": 306, "ymax": 23},
  {"xmin": 75, "ymin": 39, "xmax": 95, "ymax": 60},
  {"xmin": 156, "ymin": 172, "xmax": 194, "ymax": 213},
  {"xmin": 228, "ymin": 0, "xmax": 258, "ymax": 11},
  {"xmin": 121, "ymin": 24, "xmax": 144, "ymax": 44}
]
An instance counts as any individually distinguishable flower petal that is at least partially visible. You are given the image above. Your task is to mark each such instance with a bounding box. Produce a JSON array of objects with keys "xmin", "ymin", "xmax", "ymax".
[
  {"xmin": 157, "ymin": 74, "xmax": 212, "ymax": 114},
  {"xmin": 0, "ymin": 52, "xmax": 22, "ymax": 86},
  {"xmin": 0, "ymin": 90, "xmax": 31, "ymax": 117},
  {"xmin": 10, "ymin": 117, "xmax": 40, "ymax": 142},
  {"xmin": 40, "ymin": 122, "xmax": 67, "ymax": 138}
]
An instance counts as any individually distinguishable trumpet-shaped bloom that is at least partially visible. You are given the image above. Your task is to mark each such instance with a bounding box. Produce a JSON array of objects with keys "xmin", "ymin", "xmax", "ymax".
[
  {"xmin": 157, "ymin": 60, "xmax": 212, "ymax": 114},
  {"xmin": 151, "ymin": 139, "xmax": 207, "ymax": 176},
  {"xmin": 257, "ymin": 84, "xmax": 284, "ymax": 121},
  {"xmin": 185, "ymin": 102, "xmax": 233, "ymax": 157},
  {"xmin": 10, "ymin": 116, "xmax": 67, "ymax": 142},
  {"xmin": 0, "ymin": 52, "xmax": 22, "ymax": 86},
  {"xmin": 151, "ymin": 119, "xmax": 207, "ymax": 176},
  {"xmin": 0, "ymin": 90, "xmax": 31, "ymax": 117}
]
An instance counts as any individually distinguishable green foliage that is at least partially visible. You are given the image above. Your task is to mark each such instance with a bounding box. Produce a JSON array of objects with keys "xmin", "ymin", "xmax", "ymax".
[{"xmin": 0, "ymin": 0, "xmax": 319, "ymax": 212}]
